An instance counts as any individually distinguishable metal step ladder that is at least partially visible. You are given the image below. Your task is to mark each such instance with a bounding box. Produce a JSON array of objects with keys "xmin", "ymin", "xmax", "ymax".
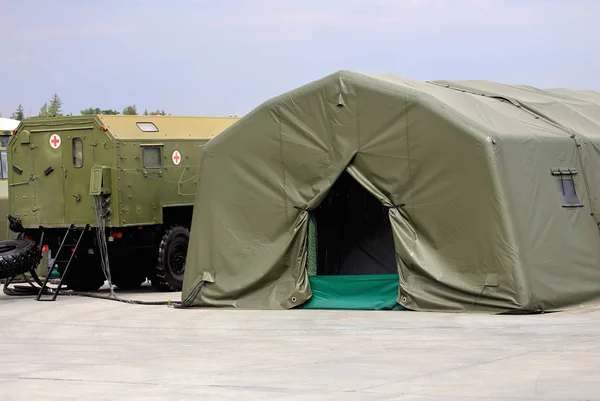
[{"xmin": 36, "ymin": 224, "xmax": 90, "ymax": 301}]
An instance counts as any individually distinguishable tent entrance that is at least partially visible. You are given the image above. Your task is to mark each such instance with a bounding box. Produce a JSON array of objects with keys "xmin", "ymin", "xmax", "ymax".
[
  {"xmin": 301, "ymin": 171, "xmax": 404, "ymax": 310},
  {"xmin": 314, "ymin": 171, "xmax": 397, "ymax": 276}
]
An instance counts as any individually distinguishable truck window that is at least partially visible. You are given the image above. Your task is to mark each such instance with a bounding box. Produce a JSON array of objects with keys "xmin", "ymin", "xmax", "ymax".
[
  {"xmin": 0, "ymin": 135, "xmax": 9, "ymax": 147},
  {"xmin": 0, "ymin": 150, "xmax": 7, "ymax": 179},
  {"xmin": 72, "ymin": 137, "xmax": 84, "ymax": 168},
  {"xmin": 143, "ymin": 146, "xmax": 162, "ymax": 168}
]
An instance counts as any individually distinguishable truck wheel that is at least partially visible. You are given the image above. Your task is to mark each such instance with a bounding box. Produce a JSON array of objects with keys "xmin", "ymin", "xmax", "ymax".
[
  {"xmin": 151, "ymin": 225, "xmax": 189, "ymax": 292},
  {"xmin": 0, "ymin": 239, "xmax": 42, "ymax": 280}
]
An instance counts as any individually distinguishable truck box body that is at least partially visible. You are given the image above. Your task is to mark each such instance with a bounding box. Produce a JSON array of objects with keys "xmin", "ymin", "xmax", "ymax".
[
  {"xmin": 2, "ymin": 114, "xmax": 240, "ymax": 292},
  {"xmin": 8, "ymin": 115, "xmax": 240, "ymax": 229}
]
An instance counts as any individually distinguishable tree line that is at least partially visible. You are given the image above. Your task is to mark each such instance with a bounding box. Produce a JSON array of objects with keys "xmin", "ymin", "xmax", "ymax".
[{"xmin": 4, "ymin": 93, "xmax": 168, "ymax": 120}]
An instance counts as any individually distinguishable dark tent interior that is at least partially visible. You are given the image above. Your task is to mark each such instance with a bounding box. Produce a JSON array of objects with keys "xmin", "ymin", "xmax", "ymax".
[{"xmin": 311, "ymin": 171, "xmax": 398, "ymax": 276}]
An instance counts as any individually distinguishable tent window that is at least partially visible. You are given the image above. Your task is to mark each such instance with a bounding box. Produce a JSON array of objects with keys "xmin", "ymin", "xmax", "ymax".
[
  {"xmin": 143, "ymin": 146, "xmax": 162, "ymax": 168},
  {"xmin": 557, "ymin": 176, "xmax": 582, "ymax": 207},
  {"xmin": 72, "ymin": 137, "xmax": 84, "ymax": 168}
]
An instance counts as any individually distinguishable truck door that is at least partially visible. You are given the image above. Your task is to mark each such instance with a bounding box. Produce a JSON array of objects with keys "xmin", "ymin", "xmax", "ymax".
[
  {"xmin": 31, "ymin": 131, "xmax": 66, "ymax": 225},
  {"xmin": 62, "ymin": 130, "xmax": 95, "ymax": 224},
  {"xmin": 8, "ymin": 131, "xmax": 36, "ymax": 220}
]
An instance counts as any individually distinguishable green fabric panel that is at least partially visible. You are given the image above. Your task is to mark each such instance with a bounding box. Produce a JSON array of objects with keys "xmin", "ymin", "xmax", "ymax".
[
  {"xmin": 307, "ymin": 213, "xmax": 318, "ymax": 276},
  {"xmin": 300, "ymin": 274, "xmax": 405, "ymax": 310}
]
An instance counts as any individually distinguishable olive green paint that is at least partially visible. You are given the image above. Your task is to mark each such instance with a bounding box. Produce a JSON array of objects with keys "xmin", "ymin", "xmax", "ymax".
[{"xmin": 8, "ymin": 115, "xmax": 240, "ymax": 229}]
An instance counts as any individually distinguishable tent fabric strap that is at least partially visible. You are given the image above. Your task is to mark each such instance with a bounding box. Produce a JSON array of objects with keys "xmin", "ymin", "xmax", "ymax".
[
  {"xmin": 307, "ymin": 213, "xmax": 318, "ymax": 276},
  {"xmin": 294, "ymin": 204, "xmax": 318, "ymax": 276}
]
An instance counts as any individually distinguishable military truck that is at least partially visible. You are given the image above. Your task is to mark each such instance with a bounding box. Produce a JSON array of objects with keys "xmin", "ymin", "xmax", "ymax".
[{"xmin": 1, "ymin": 114, "xmax": 240, "ymax": 292}]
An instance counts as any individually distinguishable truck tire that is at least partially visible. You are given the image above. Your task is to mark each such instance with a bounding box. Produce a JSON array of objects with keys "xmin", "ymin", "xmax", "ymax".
[
  {"xmin": 151, "ymin": 225, "xmax": 189, "ymax": 292},
  {"xmin": 0, "ymin": 239, "xmax": 42, "ymax": 280}
]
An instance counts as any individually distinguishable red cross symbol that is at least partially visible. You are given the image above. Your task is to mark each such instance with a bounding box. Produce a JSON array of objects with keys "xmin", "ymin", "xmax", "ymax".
[
  {"xmin": 49, "ymin": 134, "xmax": 61, "ymax": 149},
  {"xmin": 172, "ymin": 150, "xmax": 181, "ymax": 165}
]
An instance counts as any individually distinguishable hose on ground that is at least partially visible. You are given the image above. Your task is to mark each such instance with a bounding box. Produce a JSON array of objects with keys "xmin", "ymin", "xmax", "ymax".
[{"xmin": 2, "ymin": 275, "xmax": 181, "ymax": 306}]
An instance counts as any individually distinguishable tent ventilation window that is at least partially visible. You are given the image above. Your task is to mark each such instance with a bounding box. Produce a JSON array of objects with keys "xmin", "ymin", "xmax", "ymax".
[
  {"xmin": 551, "ymin": 168, "xmax": 583, "ymax": 208},
  {"xmin": 142, "ymin": 146, "xmax": 162, "ymax": 168},
  {"xmin": 72, "ymin": 137, "xmax": 84, "ymax": 168}
]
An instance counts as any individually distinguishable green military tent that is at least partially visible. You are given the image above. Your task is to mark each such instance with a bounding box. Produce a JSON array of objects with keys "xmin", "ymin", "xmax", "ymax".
[{"xmin": 181, "ymin": 70, "xmax": 600, "ymax": 313}]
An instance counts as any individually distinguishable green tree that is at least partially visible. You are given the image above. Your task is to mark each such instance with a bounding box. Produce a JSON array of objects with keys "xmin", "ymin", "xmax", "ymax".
[
  {"xmin": 148, "ymin": 109, "xmax": 166, "ymax": 116},
  {"xmin": 39, "ymin": 103, "xmax": 49, "ymax": 117},
  {"xmin": 81, "ymin": 107, "xmax": 120, "ymax": 115},
  {"xmin": 38, "ymin": 93, "xmax": 63, "ymax": 117},
  {"xmin": 122, "ymin": 105, "xmax": 137, "ymax": 115},
  {"xmin": 81, "ymin": 107, "xmax": 102, "ymax": 115},
  {"xmin": 11, "ymin": 104, "xmax": 24, "ymax": 120},
  {"xmin": 47, "ymin": 93, "xmax": 63, "ymax": 117}
]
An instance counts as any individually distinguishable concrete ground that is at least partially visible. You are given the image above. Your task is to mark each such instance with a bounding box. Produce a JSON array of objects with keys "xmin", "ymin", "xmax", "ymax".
[{"xmin": 0, "ymin": 283, "xmax": 599, "ymax": 401}]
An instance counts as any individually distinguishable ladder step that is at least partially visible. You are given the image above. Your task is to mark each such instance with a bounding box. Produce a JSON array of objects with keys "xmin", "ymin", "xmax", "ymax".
[
  {"xmin": 36, "ymin": 224, "xmax": 91, "ymax": 301},
  {"xmin": 54, "ymin": 244, "xmax": 82, "ymax": 250}
]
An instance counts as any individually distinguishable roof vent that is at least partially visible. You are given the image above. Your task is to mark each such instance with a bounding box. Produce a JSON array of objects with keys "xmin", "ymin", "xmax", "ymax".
[{"xmin": 136, "ymin": 122, "xmax": 159, "ymax": 132}]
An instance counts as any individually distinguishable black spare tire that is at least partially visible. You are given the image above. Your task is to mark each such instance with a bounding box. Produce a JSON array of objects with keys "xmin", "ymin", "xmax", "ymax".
[{"xmin": 0, "ymin": 239, "xmax": 42, "ymax": 280}]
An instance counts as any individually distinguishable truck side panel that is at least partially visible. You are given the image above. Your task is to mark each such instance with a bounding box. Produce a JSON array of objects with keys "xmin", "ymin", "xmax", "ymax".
[
  {"xmin": 117, "ymin": 139, "xmax": 204, "ymax": 226},
  {"xmin": 8, "ymin": 117, "xmax": 111, "ymax": 229},
  {"xmin": 10, "ymin": 130, "xmax": 68, "ymax": 226}
]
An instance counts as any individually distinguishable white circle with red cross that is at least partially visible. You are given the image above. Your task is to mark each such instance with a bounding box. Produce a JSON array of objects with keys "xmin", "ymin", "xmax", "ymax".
[
  {"xmin": 49, "ymin": 133, "xmax": 61, "ymax": 149},
  {"xmin": 172, "ymin": 150, "xmax": 182, "ymax": 165}
]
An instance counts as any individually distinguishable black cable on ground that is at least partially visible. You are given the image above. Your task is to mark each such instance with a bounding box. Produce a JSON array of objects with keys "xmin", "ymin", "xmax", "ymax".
[
  {"xmin": 71, "ymin": 291, "xmax": 181, "ymax": 306},
  {"xmin": 3, "ymin": 281, "xmax": 181, "ymax": 306}
]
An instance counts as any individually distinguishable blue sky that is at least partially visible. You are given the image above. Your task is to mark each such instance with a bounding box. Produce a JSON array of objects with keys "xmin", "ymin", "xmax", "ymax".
[{"xmin": 1, "ymin": 0, "xmax": 598, "ymax": 118}]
